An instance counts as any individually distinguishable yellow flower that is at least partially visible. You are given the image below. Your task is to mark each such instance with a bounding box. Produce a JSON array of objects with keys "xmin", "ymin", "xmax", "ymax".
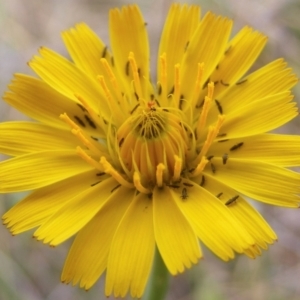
[{"xmin": 1, "ymin": 3, "xmax": 299, "ymax": 298}]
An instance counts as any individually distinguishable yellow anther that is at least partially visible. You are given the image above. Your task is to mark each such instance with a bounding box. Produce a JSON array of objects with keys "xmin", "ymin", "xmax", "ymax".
[
  {"xmin": 159, "ymin": 53, "xmax": 168, "ymax": 105},
  {"xmin": 100, "ymin": 156, "xmax": 134, "ymax": 188},
  {"xmin": 174, "ymin": 64, "xmax": 181, "ymax": 107},
  {"xmin": 207, "ymin": 82, "xmax": 214, "ymax": 99},
  {"xmin": 98, "ymin": 75, "xmax": 113, "ymax": 103},
  {"xmin": 100, "ymin": 58, "xmax": 127, "ymax": 110},
  {"xmin": 97, "ymin": 76, "xmax": 123, "ymax": 125},
  {"xmin": 133, "ymin": 171, "xmax": 151, "ymax": 194},
  {"xmin": 173, "ymin": 155, "xmax": 182, "ymax": 182},
  {"xmin": 156, "ymin": 163, "xmax": 165, "ymax": 187},
  {"xmin": 192, "ymin": 63, "xmax": 204, "ymax": 108},
  {"xmin": 190, "ymin": 156, "xmax": 209, "ymax": 177},
  {"xmin": 60, "ymin": 113, "xmax": 80, "ymax": 130},
  {"xmin": 76, "ymin": 146, "xmax": 103, "ymax": 171},
  {"xmin": 196, "ymin": 96, "xmax": 211, "ymax": 137},
  {"xmin": 194, "ymin": 115, "xmax": 225, "ymax": 165},
  {"xmin": 129, "ymin": 52, "xmax": 143, "ymax": 99},
  {"xmin": 215, "ymin": 115, "xmax": 226, "ymax": 133},
  {"xmin": 71, "ymin": 129, "xmax": 103, "ymax": 156}
]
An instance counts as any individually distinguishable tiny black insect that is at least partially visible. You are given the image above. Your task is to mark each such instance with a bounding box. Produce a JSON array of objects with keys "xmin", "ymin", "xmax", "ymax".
[
  {"xmin": 200, "ymin": 175, "xmax": 205, "ymax": 187},
  {"xmin": 222, "ymin": 153, "xmax": 228, "ymax": 165},
  {"xmin": 215, "ymin": 99, "xmax": 223, "ymax": 114},
  {"xmin": 230, "ymin": 142, "xmax": 244, "ymax": 151},
  {"xmin": 125, "ymin": 61, "xmax": 130, "ymax": 76},
  {"xmin": 181, "ymin": 188, "xmax": 188, "ymax": 200},
  {"xmin": 102, "ymin": 46, "xmax": 108, "ymax": 58},
  {"xmin": 225, "ymin": 195, "xmax": 239, "ymax": 206},
  {"xmin": 111, "ymin": 184, "xmax": 121, "ymax": 193},
  {"xmin": 211, "ymin": 163, "xmax": 216, "ymax": 174},
  {"xmin": 119, "ymin": 138, "xmax": 124, "ymax": 147},
  {"xmin": 220, "ymin": 79, "xmax": 230, "ymax": 87}
]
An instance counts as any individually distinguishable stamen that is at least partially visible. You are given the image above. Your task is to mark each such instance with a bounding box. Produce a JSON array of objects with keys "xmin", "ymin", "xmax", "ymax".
[
  {"xmin": 196, "ymin": 96, "xmax": 211, "ymax": 137},
  {"xmin": 194, "ymin": 115, "xmax": 225, "ymax": 164},
  {"xmin": 156, "ymin": 163, "xmax": 165, "ymax": 187},
  {"xmin": 129, "ymin": 52, "xmax": 143, "ymax": 100},
  {"xmin": 174, "ymin": 64, "xmax": 181, "ymax": 108},
  {"xmin": 100, "ymin": 58, "xmax": 127, "ymax": 110},
  {"xmin": 60, "ymin": 113, "xmax": 80, "ymax": 131},
  {"xmin": 159, "ymin": 53, "xmax": 168, "ymax": 105},
  {"xmin": 100, "ymin": 156, "xmax": 134, "ymax": 188},
  {"xmin": 194, "ymin": 64, "xmax": 205, "ymax": 105},
  {"xmin": 97, "ymin": 75, "xmax": 123, "ymax": 124},
  {"xmin": 71, "ymin": 129, "xmax": 103, "ymax": 156},
  {"xmin": 207, "ymin": 82, "xmax": 214, "ymax": 99},
  {"xmin": 76, "ymin": 146, "xmax": 103, "ymax": 171},
  {"xmin": 196, "ymin": 81, "xmax": 214, "ymax": 138},
  {"xmin": 190, "ymin": 156, "xmax": 209, "ymax": 177},
  {"xmin": 173, "ymin": 155, "xmax": 182, "ymax": 182},
  {"xmin": 133, "ymin": 171, "xmax": 151, "ymax": 194}
]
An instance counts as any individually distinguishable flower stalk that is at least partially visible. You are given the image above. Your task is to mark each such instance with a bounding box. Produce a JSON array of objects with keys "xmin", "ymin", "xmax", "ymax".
[{"xmin": 144, "ymin": 248, "xmax": 170, "ymax": 300}]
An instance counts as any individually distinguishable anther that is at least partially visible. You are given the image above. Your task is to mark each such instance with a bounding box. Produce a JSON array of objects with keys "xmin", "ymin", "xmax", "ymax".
[
  {"xmin": 159, "ymin": 53, "xmax": 168, "ymax": 105},
  {"xmin": 190, "ymin": 156, "xmax": 209, "ymax": 177},
  {"xmin": 174, "ymin": 64, "xmax": 181, "ymax": 107},
  {"xmin": 173, "ymin": 155, "xmax": 182, "ymax": 182},
  {"xmin": 156, "ymin": 163, "xmax": 165, "ymax": 188},
  {"xmin": 100, "ymin": 58, "xmax": 126, "ymax": 109},
  {"xmin": 97, "ymin": 76, "xmax": 123, "ymax": 125},
  {"xmin": 196, "ymin": 96, "xmax": 211, "ymax": 138},
  {"xmin": 129, "ymin": 52, "xmax": 143, "ymax": 99},
  {"xmin": 192, "ymin": 62, "xmax": 204, "ymax": 108}
]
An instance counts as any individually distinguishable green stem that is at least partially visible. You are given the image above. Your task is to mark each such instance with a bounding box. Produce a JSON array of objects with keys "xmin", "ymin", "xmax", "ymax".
[{"xmin": 143, "ymin": 248, "xmax": 170, "ymax": 300}]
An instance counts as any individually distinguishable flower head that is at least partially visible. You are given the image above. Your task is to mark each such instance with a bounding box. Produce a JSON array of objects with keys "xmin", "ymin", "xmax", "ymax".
[{"xmin": 1, "ymin": 3, "xmax": 299, "ymax": 298}]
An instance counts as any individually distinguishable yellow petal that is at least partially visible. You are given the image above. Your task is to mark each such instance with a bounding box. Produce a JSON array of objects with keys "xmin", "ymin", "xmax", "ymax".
[
  {"xmin": 29, "ymin": 47, "xmax": 110, "ymax": 119},
  {"xmin": 105, "ymin": 192, "xmax": 155, "ymax": 298},
  {"xmin": 173, "ymin": 181, "xmax": 255, "ymax": 260},
  {"xmin": 4, "ymin": 74, "xmax": 105, "ymax": 137},
  {"xmin": 210, "ymin": 134, "xmax": 300, "ymax": 167},
  {"xmin": 61, "ymin": 186, "xmax": 134, "ymax": 289},
  {"xmin": 2, "ymin": 170, "xmax": 100, "ymax": 234},
  {"xmin": 219, "ymin": 59, "xmax": 297, "ymax": 111},
  {"xmin": 158, "ymin": 4, "xmax": 200, "ymax": 91},
  {"xmin": 181, "ymin": 12, "xmax": 232, "ymax": 100},
  {"xmin": 33, "ymin": 177, "xmax": 119, "ymax": 246},
  {"xmin": 109, "ymin": 5, "xmax": 149, "ymax": 96},
  {"xmin": 62, "ymin": 23, "xmax": 112, "ymax": 78},
  {"xmin": 211, "ymin": 26, "xmax": 267, "ymax": 98},
  {"xmin": 0, "ymin": 122, "xmax": 78, "ymax": 156},
  {"xmin": 153, "ymin": 187, "xmax": 201, "ymax": 275},
  {"xmin": 203, "ymin": 158, "xmax": 300, "ymax": 207},
  {"xmin": 220, "ymin": 92, "xmax": 297, "ymax": 138},
  {"xmin": 201, "ymin": 173, "xmax": 277, "ymax": 248},
  {"xmin": 205, "ymin": 58, "xmax": 297, "ymax": 125},
  {"xmin": 0, "ymin": 150, "xmax": 93, "ymax": 192}
]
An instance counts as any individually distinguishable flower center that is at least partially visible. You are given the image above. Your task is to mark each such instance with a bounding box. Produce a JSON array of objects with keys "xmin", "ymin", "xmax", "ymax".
[{"xmin": 116, "ymin": 102, "xmax": 189, "ymax": 188}]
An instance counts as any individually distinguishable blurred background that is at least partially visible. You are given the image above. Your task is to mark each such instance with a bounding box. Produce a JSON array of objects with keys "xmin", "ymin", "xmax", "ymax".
[{"xmin": 1, "ymin": 0, "xmax": 300, "ymax": 299}]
